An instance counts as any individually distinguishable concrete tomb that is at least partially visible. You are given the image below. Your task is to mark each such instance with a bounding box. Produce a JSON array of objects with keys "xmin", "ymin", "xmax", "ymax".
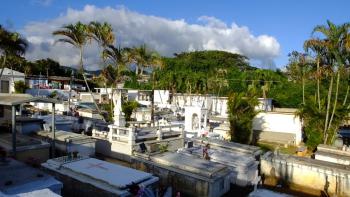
[
  {"xmin": 315, "ymin": 144, "xmax": 350, "ymax": 165},
  {"xmin": 35, "ymin": 130, "xmax": 96, "ymax": 157},
  {"xmin": 0, "ymin": 133, "xmax": 50, "ymax": 163},
  {"xmin": 261, "ymin": 151, "xmax": 350, "ymax": 196},
  {"xmin": 42, "ymin": 156, "xmax": 159, "ymax": 197},
  {"xmin": 177, "ymin": 145, "xmax": 259, "ymax": 187},
  {"xmin": 132, "ymin": 152, "xmax": 232, "ymax": 197},
  {"xmin": 184, "ymin": 106, "xmax": 208, "ymax": 138},
  {"xmin": 0, "ymin": 158, "xmax": 62, "ymax": 196}
]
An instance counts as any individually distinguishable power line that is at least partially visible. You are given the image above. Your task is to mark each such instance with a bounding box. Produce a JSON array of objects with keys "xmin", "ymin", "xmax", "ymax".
[{"xmin": 211, "ymin": 78, "xmax": 283, "ymax": 83}]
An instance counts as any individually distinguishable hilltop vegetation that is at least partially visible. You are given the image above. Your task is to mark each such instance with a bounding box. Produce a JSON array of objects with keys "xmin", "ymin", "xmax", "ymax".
[{"xmin": 150, "ymin": 50, "xmax": 302, "ymax": 108}]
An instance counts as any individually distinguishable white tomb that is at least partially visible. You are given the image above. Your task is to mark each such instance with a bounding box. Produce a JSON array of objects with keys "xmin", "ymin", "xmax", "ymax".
[
  {"xmin": 184, "ymin": 106, "xmax": 208, "ymax": 138},
  {"xmin": 177, "ymin": 145, "xmax": 259, "ymax": 187},
  {"xmin": 42, "ymin": 157, "xmax": 159, "ymax": 196}
]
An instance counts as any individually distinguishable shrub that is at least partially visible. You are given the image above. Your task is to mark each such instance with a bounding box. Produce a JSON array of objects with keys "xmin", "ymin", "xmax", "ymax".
[
  {"xmin": 122, "ymin": 101, "xmax": 139, "ymax": 121},
  {"xmin": 227, "ymin": 92, "xmax": 259, "ymax": 144},
  {"xmin": 14, "ymin": 81, "xmax": 28, "ymax": 93}
]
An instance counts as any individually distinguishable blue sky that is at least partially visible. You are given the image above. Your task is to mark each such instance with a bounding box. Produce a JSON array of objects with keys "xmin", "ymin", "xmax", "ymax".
[{"xmin": 1, "ymin": 0, "xmax": 350, "ymax": 69}]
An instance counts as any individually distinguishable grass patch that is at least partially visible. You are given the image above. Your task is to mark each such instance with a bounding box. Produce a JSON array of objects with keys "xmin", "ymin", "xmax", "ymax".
[{"xmin": 257, "ymin": 142, "xmax": 297, "ymax": 155}]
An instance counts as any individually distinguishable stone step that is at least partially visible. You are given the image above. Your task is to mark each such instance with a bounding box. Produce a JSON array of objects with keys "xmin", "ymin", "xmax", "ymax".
[{"xmin": 254, "ymin": 131, "xmax": 295, "ymax": 144}]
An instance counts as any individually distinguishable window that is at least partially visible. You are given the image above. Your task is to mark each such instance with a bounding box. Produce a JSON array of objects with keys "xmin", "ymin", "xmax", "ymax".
[
  {"xmin": 0, "ymin": 106, "xmax": 4, "ymax": 118},
  {"xmin": 0, "ymin": 80, "xmax": 10, "ymax": 93}
]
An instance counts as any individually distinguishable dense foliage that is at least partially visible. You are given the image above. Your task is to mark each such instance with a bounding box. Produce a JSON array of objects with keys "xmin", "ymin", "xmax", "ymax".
[
  {"xmin": 227, "ymin": 92, "xmax": 259, "ymax": 144},
  {"xmin": 290, "ymin": 21, "xmax": 350, "ymax": 149},
  {"xmin": 14, "ymin": 81, "xmax": 28, "ymax": 93},
  {"xmin": 122, "ymin": 101, "xmax": 139, "ymax": 121},
  {"xmin": 152, "ymin": 50, "xmax": 301, "ymax": 107}
]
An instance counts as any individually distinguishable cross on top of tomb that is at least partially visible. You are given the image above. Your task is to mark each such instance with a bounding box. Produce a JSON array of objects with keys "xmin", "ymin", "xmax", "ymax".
[{"xmin": 85, "ymin": 162, "xmax": 108, "ymax": 171}]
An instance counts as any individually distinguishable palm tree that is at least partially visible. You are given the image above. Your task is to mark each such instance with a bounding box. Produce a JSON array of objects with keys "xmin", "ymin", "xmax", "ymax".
[
  {"xmin": 304, "ymin": 39, "xmax": 329, "ymax": 110},
  {"xmin": 129, "ymin": 44, "xmax": 146, "ymax": 76},
  {"xmin": 0, "ymin": 26, "xmax": 27, "ymax": 79},
  {"xmin": 303, "ymin": 20, "xmax": 350, "ymax": 144},
  {"xmin": 53, "ymin": 22, "xmax": 102, "ymax": 116},
  {"xmin": 102, "ymin": 45, "xmax": 131, "ymax": 117},
  {"xmin": 88, "ymin": 21, "xmax": 116, "ymax": 117},
  {"xmin": 129, "ymin": 44, "xmax": 162, "ymax": 77},
  {"xmin": 286, "ymin": 51, "xmax": 312, "ymax": 104},
  {"xmin": 227, "ymin": 92, "xmax": 259, "ymax": 144},
  {"xmin": 88, "ymin": 21, "xmax": 115, "ymax": 51},
  {"xmin": 103, "ymin": 45, "xmax": 130, "ymax": 80}
]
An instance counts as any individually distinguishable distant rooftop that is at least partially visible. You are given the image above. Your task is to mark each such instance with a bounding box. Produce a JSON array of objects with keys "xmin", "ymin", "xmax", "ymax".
[
  {"xmin": 48, "ymin": 76, "xmax": 84, "ymax": 82},
  {"xmin": 0, "ymin": 93, "xmax": 60, "ymax": 106},
  {"xmin": 1, "ymin": 68, "xmax": 24, "ymax": 77}
]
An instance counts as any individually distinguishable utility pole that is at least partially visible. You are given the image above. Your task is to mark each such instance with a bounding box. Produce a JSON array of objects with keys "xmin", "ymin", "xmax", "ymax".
[
  {"xmin": 151, "ymin": 72, "xmax": 155, "ymax": 126},
  {"xmin": 68, "ymin": 70, "xmax": 73, "ymax": 114}
]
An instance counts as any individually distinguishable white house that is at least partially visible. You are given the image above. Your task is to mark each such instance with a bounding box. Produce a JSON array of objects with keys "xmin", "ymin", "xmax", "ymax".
[{"xmin": 0, "ymin": 68, "xmax": 25, "ymax": 93}]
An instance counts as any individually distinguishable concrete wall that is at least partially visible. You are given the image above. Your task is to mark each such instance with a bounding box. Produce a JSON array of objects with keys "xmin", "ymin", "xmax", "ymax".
[
  {"xmin": 261, "ymin": 152, "xmax": 350, "ymax": 196},
  {"xmin": 16, "ymin": 147, "xmax": 50, "ymax": 164},
  {"xmin": 256, "ymin": 98, "xmax": 273, "ymax": 112},
  {"xmin": 253, "ymin": 112, "xmax": 302, "ymax": 145},
  {"xmin": 133, "ymin": 109, "xmax": 152, "ymax": 122},
  {"xmin": 315, "ymin": 144, "xmax": 350, "ymax": 165},
  {"xmin": 79, "ymin": 93, "xmax": 101, "ymax": 103},
  {"xmin": 211, "ymin": 97, "xmax": 228, "ymax": 117},
  {"xmin": 173, "ymin": 94, "xmax": 210, "ymax": 108},
  {"xmin": 132, "ymin": 157, "xmax": 230, "ymax": 197},
  {"xmin": 154, "ymin": 90, "xmax": 169, "ymax": 106},
  {"xmin": 77, "ymin": 109, "xmax": 103, "ymax": 120},
  {"xmin": 30, "ymin": 102, "xmax": 68, "ymax": 113}
]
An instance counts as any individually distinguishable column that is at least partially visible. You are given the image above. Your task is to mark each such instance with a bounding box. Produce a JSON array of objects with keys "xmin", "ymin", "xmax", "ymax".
[
  {"xmin": 12, "ymin": 105, "xmax": 16, "ymax": 158},
  {"xmin": 52, "ymin": 103, "xmax": 56, "ymax": 158}
]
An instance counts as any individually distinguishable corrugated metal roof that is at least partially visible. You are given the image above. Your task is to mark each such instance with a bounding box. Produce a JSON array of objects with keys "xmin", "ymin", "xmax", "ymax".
[{"xmin": 0, "ymin": 93, "xmax": 60, "ymax": 105}]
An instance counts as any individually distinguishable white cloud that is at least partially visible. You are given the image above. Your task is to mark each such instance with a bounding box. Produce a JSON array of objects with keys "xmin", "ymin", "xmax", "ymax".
[
  {"xmin": 21, "ymin": 5, "xmax": 280, "ymax": 70},
  {"xmin": 33, "ymin": 0, "xmax": 53, "ymax": 6}
]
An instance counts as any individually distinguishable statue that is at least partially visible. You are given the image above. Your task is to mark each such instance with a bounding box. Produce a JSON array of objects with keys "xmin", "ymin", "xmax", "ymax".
[
  {"xmin": 113, "ymin": 89, "xmax": 126, "ymax": 127},
  {"xmin": 192, "ymin": 113, "xmax": 199, "ymax": 131}
]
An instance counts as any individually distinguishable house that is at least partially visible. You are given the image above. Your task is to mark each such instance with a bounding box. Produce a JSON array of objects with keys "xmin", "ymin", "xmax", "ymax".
[
  {"xmin": 25, "ymin": 75, "xmax": 49, "ymax": 89},
  {"xmin": 48, "ymin": 76, "xmax": 85, "ymax": 91},
  {"xmin": 0, "ymin": 68, "xmax": 25, "ymax": 93}
]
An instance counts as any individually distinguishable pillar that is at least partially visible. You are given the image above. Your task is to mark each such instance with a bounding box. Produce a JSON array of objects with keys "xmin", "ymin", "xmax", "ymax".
[
  {"xmin": 157, "ymin": 128, "xmax": 162, "ymax": 140},
  {"xmin": 51, "ymin": 103, "xmax": 56, "ymax": 158},
  {"xmin": 128, "ymin": 128, "xmax": 136, "ymax": 146},
  {"xmin": 12, "ymin": 105, "xmax": 16, "ymax": 158}
]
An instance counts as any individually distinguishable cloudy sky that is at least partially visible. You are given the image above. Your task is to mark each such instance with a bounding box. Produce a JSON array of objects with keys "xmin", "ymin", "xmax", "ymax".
[{"xmin": 1, "ymin": 0, "xmax": 350, "ymax": 70}]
